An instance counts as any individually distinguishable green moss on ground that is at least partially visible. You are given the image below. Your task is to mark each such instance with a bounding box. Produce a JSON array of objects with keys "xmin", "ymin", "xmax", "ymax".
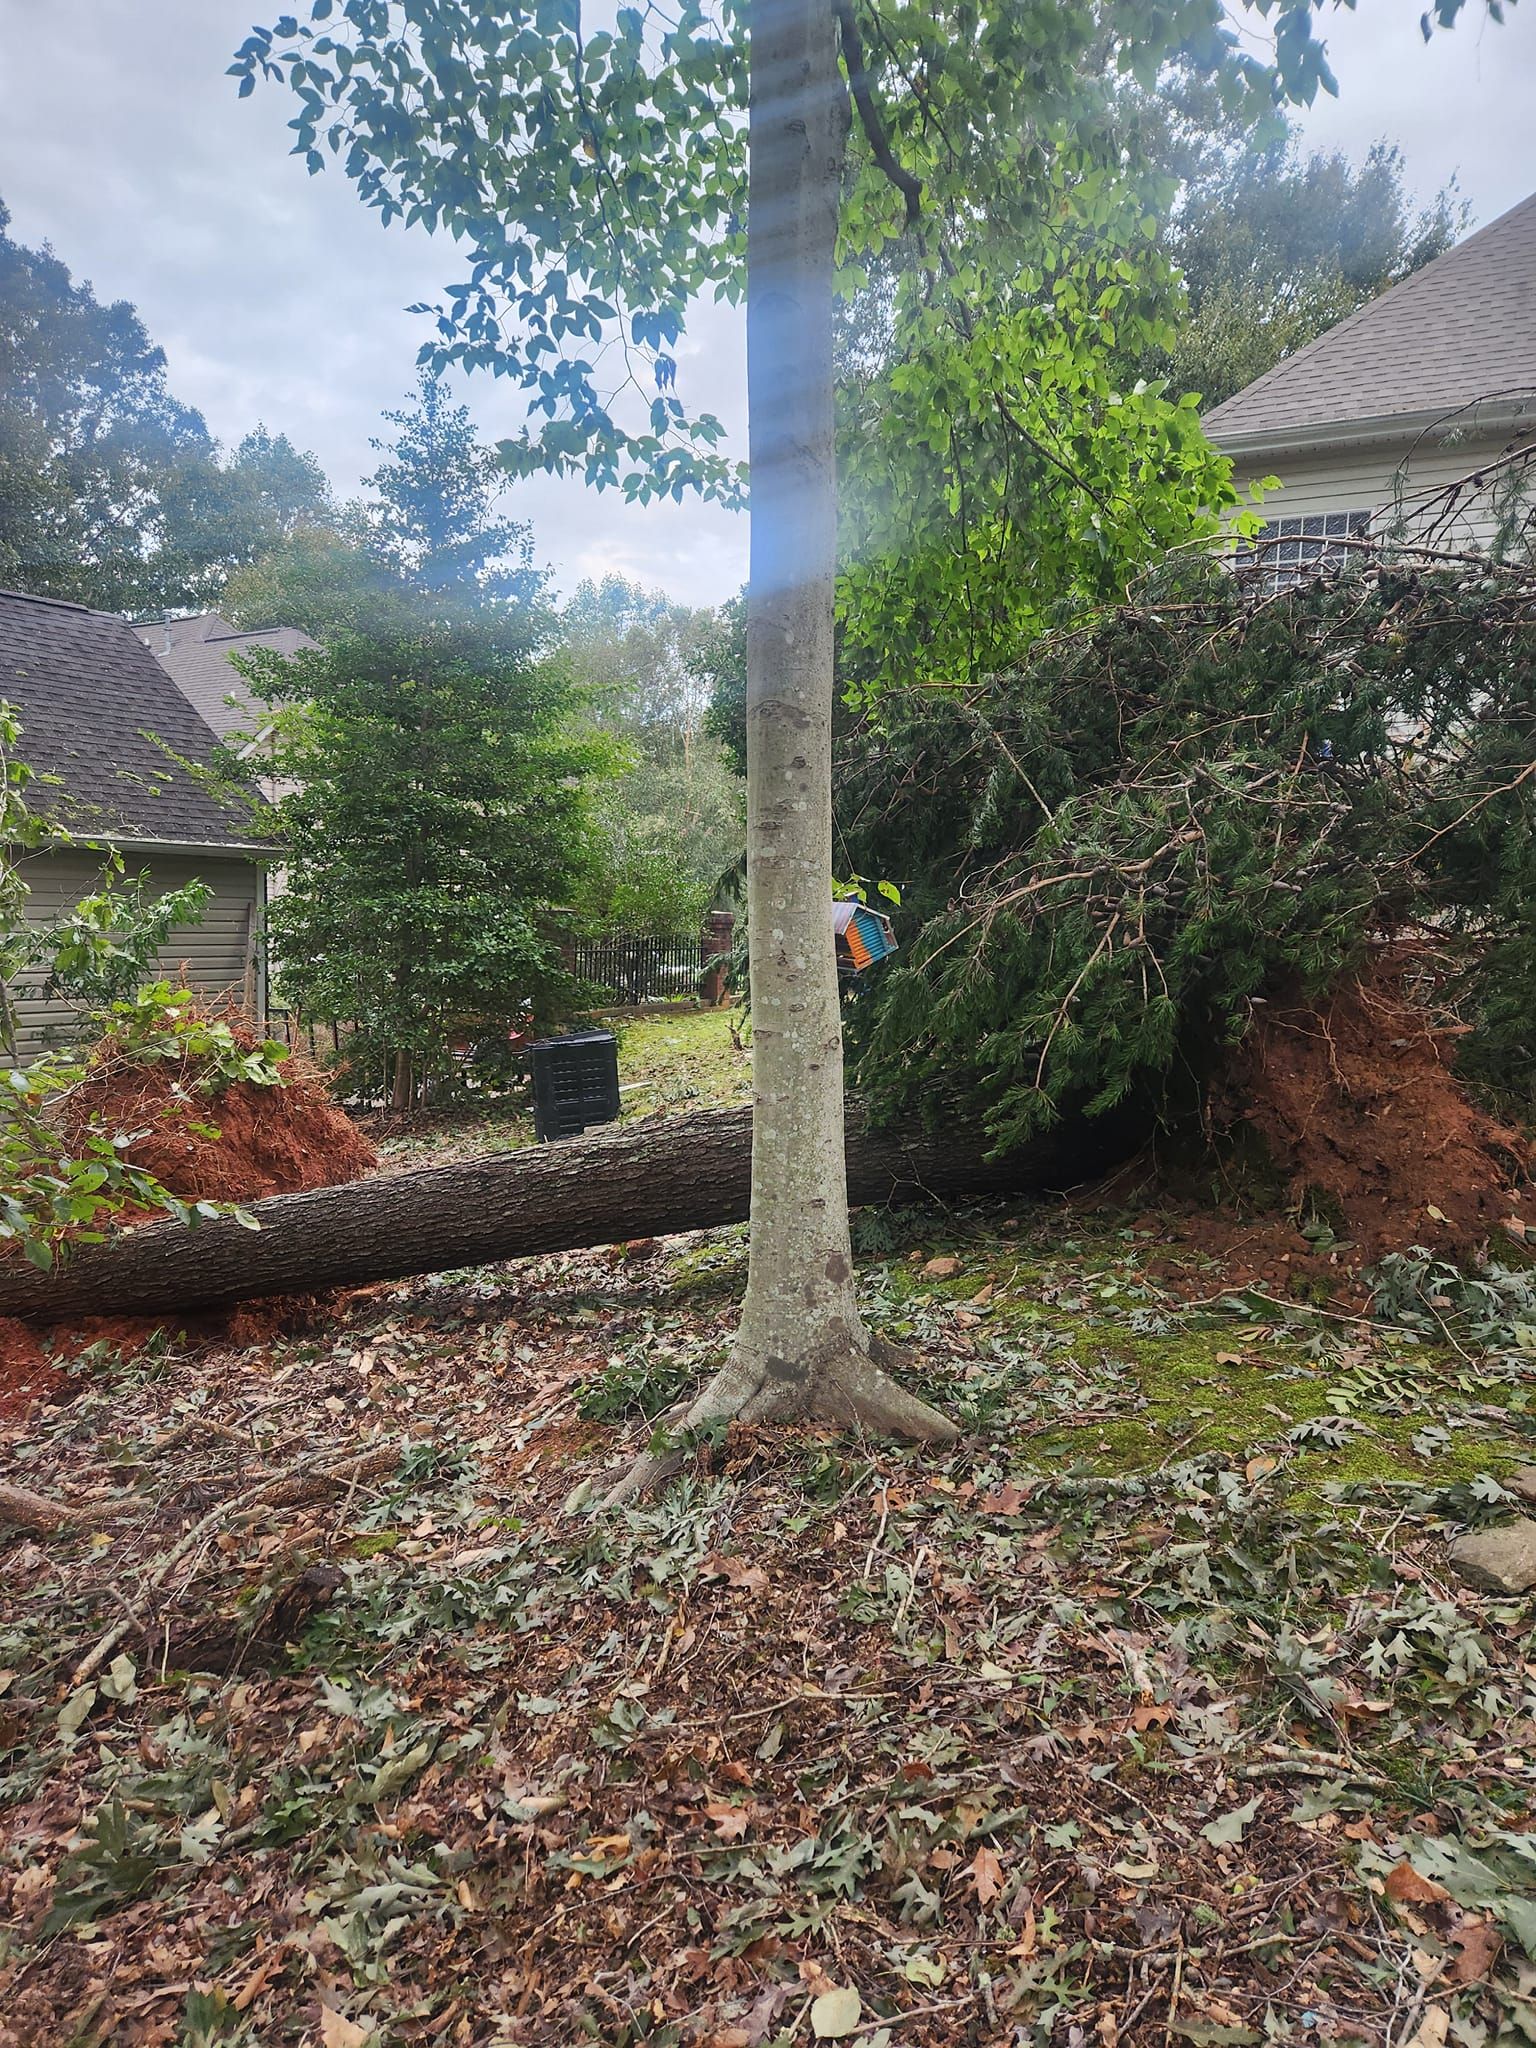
[{"xmin": 833, "ymin": 1226, "xmax": 1536, "ymax": 1512}]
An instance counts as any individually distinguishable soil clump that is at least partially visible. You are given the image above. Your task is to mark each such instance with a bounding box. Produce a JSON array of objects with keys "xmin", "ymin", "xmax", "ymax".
[{"xmin": 3, "ymin": 1012, "xmax": 377, "ymax": 1419}]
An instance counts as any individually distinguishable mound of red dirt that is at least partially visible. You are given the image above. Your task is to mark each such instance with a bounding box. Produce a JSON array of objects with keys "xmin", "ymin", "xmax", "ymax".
[
  {"xmin": 1219, "ymin": 958, "xmax": 1529, "ymax": 1263},
  {"xmin": 0, "ymin": 1318, "xmax": 67, "ymax": 1422},
  {"xmin": 65, "ymin": 1027, "xmax": 376, "ymax": 1204},
  {"xmin": 1, "ymin": 1010, "xmax": 378, "ymax": 1425}
]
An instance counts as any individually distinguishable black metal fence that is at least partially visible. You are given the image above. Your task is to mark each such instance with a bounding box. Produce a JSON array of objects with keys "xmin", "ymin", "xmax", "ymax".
[{"xmin": 569, "ymin": 931, "xmax": 703, "ymax": 1003}]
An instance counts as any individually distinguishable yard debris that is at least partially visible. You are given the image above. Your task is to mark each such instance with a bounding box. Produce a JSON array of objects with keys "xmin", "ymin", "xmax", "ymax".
[
  {"xmin": 0, "ymin": 1010, "xmax": 379, "ymax": 1419},
  {"xmin": 63, "ymin": 1008, "xmax": 376, "ymax": 1202},
  {"xmin": 0, "ymin": 1315, "xmax": 65, "ymax": 1421},
  {"xmin": 2, "ymin": 1178, "xmax": 1532, "ymax": 2047}
]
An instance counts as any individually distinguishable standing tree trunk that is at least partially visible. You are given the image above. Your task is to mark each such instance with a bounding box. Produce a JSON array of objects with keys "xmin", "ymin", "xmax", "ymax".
[{"xmin": 608, "ymin": 0, "xmax": 954, "ymax": 1499}]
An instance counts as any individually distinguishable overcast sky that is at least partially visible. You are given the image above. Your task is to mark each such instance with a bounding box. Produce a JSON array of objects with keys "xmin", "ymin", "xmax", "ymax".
[{"xmin": 0, "ymin": 0, "xmax": 1532, "ymax": 609}]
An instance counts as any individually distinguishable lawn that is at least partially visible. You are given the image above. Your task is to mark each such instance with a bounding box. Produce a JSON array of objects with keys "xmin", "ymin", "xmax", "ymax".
[
  {"xmin": 2, "ymin": 1014, "xmax": 1534, "ymax": 2048},
  {"xmin": 366, "ymin": 1006, "xmax": 753, "ymax": 1171}
]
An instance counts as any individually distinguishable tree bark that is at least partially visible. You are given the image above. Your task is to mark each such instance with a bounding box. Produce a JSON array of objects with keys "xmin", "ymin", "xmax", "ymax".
[
  {"xmin": 593, "ymin": 0, "xmax": 959, "ymax": 1498},
  {"xmin": 0, "ymin": 1104, "xmax": 1117, "ymax": 1323}
]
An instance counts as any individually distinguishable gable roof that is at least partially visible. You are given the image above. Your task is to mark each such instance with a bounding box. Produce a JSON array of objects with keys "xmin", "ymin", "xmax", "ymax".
[
  {"xmin": 0, "ymin": 588, "xmax": 271, "ymax": 850},
  {"xmin": 132, "ymin": 612, "xmax": 318, "ymax": 745},
  {"xmin": 1204, "ymin": 190, "xmax": 1536, "ymax": 449}
]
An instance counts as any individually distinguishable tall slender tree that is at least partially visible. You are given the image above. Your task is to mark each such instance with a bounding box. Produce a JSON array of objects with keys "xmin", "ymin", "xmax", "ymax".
[{"xmin": 232, "ymin": 0, "xmax": 1505, "ymax": 1492}]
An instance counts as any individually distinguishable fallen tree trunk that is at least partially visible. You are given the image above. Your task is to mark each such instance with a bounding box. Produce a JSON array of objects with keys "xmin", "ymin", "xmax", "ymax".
[{"xmin": 0, "ymin": 1102, "xmax": 1120, "ymax": 1323}]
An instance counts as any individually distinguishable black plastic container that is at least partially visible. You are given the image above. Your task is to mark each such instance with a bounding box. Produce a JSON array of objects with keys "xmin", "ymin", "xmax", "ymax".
[{"xmin": 529, "ymin": 1029, "xmax": 621, "ymax": 1142}]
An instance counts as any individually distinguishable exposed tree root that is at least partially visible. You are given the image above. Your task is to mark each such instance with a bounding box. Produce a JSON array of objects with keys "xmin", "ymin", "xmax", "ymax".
[{"xmin": 600, "ymin": 1328, "xmax": 958, "ymax": 1506}]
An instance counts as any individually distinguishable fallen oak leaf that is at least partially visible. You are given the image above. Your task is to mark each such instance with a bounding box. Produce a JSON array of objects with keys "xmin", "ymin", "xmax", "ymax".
[
  {"xmin": 1130, "ymin": 1701, "xmax": 1173, "ymax": 1733},
  {"xmin": 701, "ymin": 1555, "xmax": 770, "ymax": 1595},
  {"xmin": 319, "ymin": 2006, "xmax": 372, "ymax": 2048},
  {"xmin": 1401, "ymin": 2007, "xmax": 1449, "ymax": 2048},
  {"xmin": 704, "ymin": 1802, "xmax": 753, "ymax": 1841},
  {"xmin": 1448, "ymin": 1916, "xmax": 1502, "ymax": 1985},
  {"xmin": 969, "ymin": 1844, "xmax": 1005, "ymax": 1906},
  {"xmin": 1385, "ymin": 1860, "xmax": 1451, "ymax": 1907},
  {"xmin": 977, "ymin": 1483, "xmax": 1033, "ymax": 1515}
]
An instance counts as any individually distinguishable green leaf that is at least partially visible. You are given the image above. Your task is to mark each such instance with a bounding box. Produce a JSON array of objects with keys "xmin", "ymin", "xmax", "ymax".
[
  {"xmin": 57, "ymin": 1684, "xmax": 97, "ymax": 1737},
  {"xmin": 361, "ymin": 1737, "xmax": 435, "ymax": 1804},
  {"xmin": 811, "ymin": 1986, "xmax": 863, "ymax": 2039},
  {"xmin": 1200, "ymin": 1795, "xmax": 1262, "ymax": 1848}
]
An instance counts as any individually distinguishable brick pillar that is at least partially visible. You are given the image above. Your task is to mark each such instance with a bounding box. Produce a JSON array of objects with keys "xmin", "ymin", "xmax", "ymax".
[{"xmin": 700, "ymin": 910, "xmax": 735, "ymax": 1005}]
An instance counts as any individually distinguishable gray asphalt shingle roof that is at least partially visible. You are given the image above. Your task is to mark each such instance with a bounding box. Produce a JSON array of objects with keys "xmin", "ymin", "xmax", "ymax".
[
  {"xmin": 132, "ymin": 612, "xmax": 318, "ymax": 745},
  {"xmin": 1203, "ymin": 190, "xmax": 1536, "ymax": 446},
  {"xmin": 0, "ymin": 587, "xmax": 271, "ymax": 849}
]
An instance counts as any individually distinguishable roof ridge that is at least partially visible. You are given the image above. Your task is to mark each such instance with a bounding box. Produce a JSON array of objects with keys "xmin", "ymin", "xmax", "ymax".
[
  {"xmin": 1203, "ymin": 187, "xmax": 1536, "ymax": 443},
  {"xmin": 0, "ymin": 584, "xmax": 117, "ymax": 619},
  {"xmin": 204, "ymin": 626, "xmax": 301, "ymax": 642}
]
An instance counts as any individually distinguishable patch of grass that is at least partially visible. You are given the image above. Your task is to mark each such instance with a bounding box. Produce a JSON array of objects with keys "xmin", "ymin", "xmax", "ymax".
[{"xmin": 609, "ymin": 1007, "xmax": 752, "ymax": 1120}]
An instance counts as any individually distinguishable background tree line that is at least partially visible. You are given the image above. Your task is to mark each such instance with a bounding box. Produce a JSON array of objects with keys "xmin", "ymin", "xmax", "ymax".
[{"xmin": 0, "ymin": 105, "xmax": 1470, "ymax": 1107}]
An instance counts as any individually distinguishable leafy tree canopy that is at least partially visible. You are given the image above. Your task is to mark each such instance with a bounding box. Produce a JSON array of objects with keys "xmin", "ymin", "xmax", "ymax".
[
  {"xmin": 0, "ymin": 197, "xmax": 333, "ymax": 615},
  {"xmin": 558, "ymin": 575, "xmax": 744, "ymax": 932},
  {"xmin": 223, "ymin": 372, "xmax": 548, "ymax": 639},
  {"xmin": 244, "ymin": 611, "xmax": 612, "ymax": 1100},
  {"xmin": 233, "ymin": 1, "xmax": 1494, "ymax": 700},
  {"xmin": 1158, "ymin": 138, "xmax": 1466, "ymax": 409}
]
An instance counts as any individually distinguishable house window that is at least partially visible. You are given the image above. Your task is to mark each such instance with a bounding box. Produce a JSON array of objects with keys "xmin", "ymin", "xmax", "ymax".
[{"xmin": 1240, "ymin": 509, "xmax": 1372, "ymax": 590}]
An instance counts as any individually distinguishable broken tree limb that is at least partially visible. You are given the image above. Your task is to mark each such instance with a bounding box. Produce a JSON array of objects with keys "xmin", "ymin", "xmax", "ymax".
[
  {"xmin": 0, "ymin": 1480, "xmax": 82, "ymax": 1535},
  {"xmin": 0, "ymin": 1101, "xmax": 1126, "ymax": 1324}
]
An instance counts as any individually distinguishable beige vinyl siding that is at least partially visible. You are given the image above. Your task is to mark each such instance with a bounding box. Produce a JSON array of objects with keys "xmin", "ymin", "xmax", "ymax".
[
  {"xmin": 1230, "ymin": 432, "xmax": 1515, "ymax": 554},
  {"xmin": 5, "ymin": 847, "xmax": 262, "ymax": 1060}
]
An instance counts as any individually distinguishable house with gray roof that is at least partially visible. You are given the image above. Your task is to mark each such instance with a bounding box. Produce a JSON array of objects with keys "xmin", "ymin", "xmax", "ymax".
[
  {"xmin": 1, "ymin": 587, "xmax": 274, "ymax": 1055},
  {"xmin": 1205, "ymin": 189, "xmax": 1536, "ymax": 575},
  {"xmin": 133, "ymin": 612, "xmax": 318, "ymax": 799}
]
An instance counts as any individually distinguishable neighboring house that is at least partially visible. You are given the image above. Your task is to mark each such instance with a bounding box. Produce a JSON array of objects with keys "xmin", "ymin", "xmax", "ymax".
[
  {"xmin": 1, "ymin": 587, "xmax": 274, "ymax": 1056},
  {"xmin": 1206, "ymin": 190, "xmax": 1536, "ymax": 580},
  {"xmin": 133, "ymin": 611, "xmax": 318, "ymax": 797}
]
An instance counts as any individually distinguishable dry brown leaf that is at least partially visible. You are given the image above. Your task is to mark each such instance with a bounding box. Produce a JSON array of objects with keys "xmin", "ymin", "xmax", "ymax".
[
  {"xmin": 704, "ymin": 1802, "xmax": 753, "ymax": 1841},
  {"xmin": 1385, "ymin": 1860, "xmax": 1451, "ymax": 1907},
  {"xmin": 319, "ymin": 2006, "xmax": 371, "ymax": 2048},
  {"xmin": 231, "ymin": 1954, "xmax": 279, "ymax": 2012},
  {"xmin": 969, "ymin": 1844, "xmax": 1005, "ymax": 1905},
  {"xmin": 1401, "ymin": 2006, "xmax": 1449, "ymax": 2048},
  {"xmin": 703, "ymin": 1555, "xmax": 770, "ymax": 1595},
  {"xmin": 978, "ymin": 1483, "xmax": 1032, "ymax": 1516},
  {"xmin": 1449, "ymin": 1917, "xmax": 1502, "ymax": 1985},
  {"xmin": 584, "ymin": 1831, "xmax": 633, "ymax": 1859}
]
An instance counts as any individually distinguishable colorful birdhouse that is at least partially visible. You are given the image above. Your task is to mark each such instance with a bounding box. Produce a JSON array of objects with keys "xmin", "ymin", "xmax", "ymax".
[{"xmin": 833, "ymin": 898, "xmax": 898, "ymax": 976}]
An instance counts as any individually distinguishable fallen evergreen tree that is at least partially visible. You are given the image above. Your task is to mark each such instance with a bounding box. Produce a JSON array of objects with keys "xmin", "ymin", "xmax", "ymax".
[
  {"xmin": 840, "ymin": 540, "xmax": 1536, "ymax": 1151},
  {"xmin": 0, "ymin": 1102, "xmax": 1121, "ymax": 1322}
]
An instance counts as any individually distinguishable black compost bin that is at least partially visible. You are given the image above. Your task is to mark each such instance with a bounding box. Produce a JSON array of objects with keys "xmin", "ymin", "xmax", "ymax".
[{"xmin": 529, "ymin": 1029, "xmax": 621, "ymax": 1142}]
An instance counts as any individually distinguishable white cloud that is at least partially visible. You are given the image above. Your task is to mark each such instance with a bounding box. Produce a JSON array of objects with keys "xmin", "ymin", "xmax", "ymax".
[{"xmin": 1, "ymin": 0, "xmax": 1529, "ymax": 607}]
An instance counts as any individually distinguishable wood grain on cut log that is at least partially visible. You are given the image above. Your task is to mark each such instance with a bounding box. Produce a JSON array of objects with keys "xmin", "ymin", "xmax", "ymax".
[{"xmin": 0, "ymin": 1102, "xmax": 1119, "ymax": 1323}]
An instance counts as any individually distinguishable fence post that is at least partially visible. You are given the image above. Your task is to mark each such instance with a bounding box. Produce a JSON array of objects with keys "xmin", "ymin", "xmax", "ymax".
[{"xmin": 700, "ymin": 910, "xmax": 735, "ymax": 1006}]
